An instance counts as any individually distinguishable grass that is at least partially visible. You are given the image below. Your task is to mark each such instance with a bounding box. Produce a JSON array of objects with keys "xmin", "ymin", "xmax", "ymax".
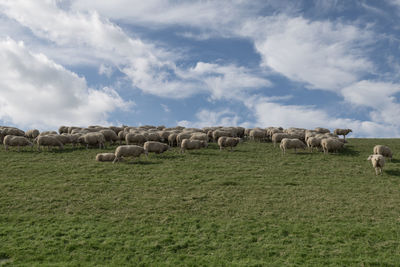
[{"xmin": 0, "ymin": 138, "xmax": 400, "ymax": 266}]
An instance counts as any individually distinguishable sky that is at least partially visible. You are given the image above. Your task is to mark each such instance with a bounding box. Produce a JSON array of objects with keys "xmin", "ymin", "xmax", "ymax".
[{"xmin": 0, "ymin": 0, "xmax": 400, "ymax": 137}]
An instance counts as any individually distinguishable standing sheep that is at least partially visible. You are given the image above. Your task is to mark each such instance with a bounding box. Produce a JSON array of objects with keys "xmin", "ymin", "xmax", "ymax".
[
  {"xmin": 180, "ymin": 139, "xmax": 207, "ymax": 153},
  {"xmin": 79, "ymin": 132, "xmax": 106, "ymax": 149},
  {"xmin": 306, "ymin": 137, "xmax": 322, "ymax": 152},
  {"xmin": 113, "ymin": 145, "xmax": 145, "ymax": 163},
  {"xmin": 125, "ymin": 133, "xmax": 146, "ymax": 146},
  {"xmin": 35, "ymin": 135, "xmax": 64, "ymax": 151},
  {"xmin": 271, "ymin": 133, "xmax": 291, "ymax": 147},
  {"xmin": 333, "ymin": 129, "xmax": 352, "ymax": 141},
  {"xmin": 168, "ymin": 133, "xmax": 178, "ymax": 147},
  {"xmin": 321, "ymin": 138, "xmax": 344, "ymax": 154},
  {"xmin": 100, "ymin": 129, "xmax": 119, "ymax": 145},
  {"xmin": 367, "ymin": 154, "xmax": 385, "ymax": 175},
  {"xmin": 25, "ymin": 129, "xmax": 40, "ymax": 139},
  {"xmin": 218, "ymin": 137, "xmax": 240, "ymax": 151},
  {"xmin": 3, "ymin": 135, "xmax": 33, "ymax": 151},
  {"xmin": 143, "ymin": 141, "xmax": 170, "ymax": 157},
  {"xmin": 373, "ymin": 145, "xmax": 392, "ymax": 161},
  {"xmin": 279, "ymin": 138, "xmax": 306, "ymax": 155}
]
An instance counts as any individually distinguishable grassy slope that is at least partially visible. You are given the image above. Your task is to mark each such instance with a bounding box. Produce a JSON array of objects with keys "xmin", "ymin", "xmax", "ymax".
[{"xmin": 0, "ymin": 139, "xmax": 400, "ymax": 266}]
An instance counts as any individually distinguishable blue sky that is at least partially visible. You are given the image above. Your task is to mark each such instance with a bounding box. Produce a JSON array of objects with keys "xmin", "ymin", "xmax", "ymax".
[{"xmin": 0, "ymin": 0, "xmax": 400, "ymax": 137}]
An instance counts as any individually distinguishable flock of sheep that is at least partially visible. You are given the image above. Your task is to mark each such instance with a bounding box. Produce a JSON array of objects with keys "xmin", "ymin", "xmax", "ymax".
[{"xmin": 0, "ymin": 125, "xmax": 394, "ymax": 175}]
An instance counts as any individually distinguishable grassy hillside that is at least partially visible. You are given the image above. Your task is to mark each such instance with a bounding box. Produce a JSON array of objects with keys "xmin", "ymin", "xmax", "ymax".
[{"xmin": 0, "ymin": 139, "xmax": 399, "ymax": 266}]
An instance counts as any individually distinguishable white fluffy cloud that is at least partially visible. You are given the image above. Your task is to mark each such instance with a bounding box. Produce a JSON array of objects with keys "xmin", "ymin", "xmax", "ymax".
[
  {"xmin": 0, "ymin": 38, "xmax": 131, "ymax": 129},
  {"xmin": 239, "ymin": 15, "xmax": 373, "ymax": 91}
]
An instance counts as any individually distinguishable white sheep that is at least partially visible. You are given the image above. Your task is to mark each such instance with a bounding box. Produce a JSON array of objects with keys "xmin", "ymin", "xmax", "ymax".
[
  {"xmin": 180, "ymin": 139, "xmax": 207, "ymax": 153},
  {"xmin": 79, "ymin": 132, "xmax": 106, "ymax": 149},
  {"xmin": 373, "ymin": 145, "xmax": 392, "ymax": 161},
  {"xmin": 35, "ymin": 135, "xmax": 64, "ymax": 151},
  {"xmin": 125, "ymin": 133, "xmax": 146, "ymax": 146},
  {"xmin": 279, "ymin": 138, "xmax": 306, "ymax": 155},
  {"xmin": 100, "ymin": 129, "xmax": 119, "ymax": 145},
  {"xmin": 271, "ymin": 133, "xmax": 291, "ymax": 147},
  {"xmin": 306, "ymin": 137, "xmax": 322, "ymax": 152},
  {"xmin": 113, "ymin": 145, "xmax": 145, "ymax": 163},
  {"xmin": 96, "ymin": 153, "xmax": 116, "ymax": 162},
  {"xmin": 3, "ymin": 135, "xmax": 33, "ymax": 151},
  {"xmin": 367, "ymin": 154, "xmax": 385, "ymax": 175},
  {"xmin": 249, "ymin": 129, "xmax": 267, "ymax": 142},
  {"xmin": 321, "ymin": 138, "xmax": 344, "ymax": 154},
  {"xmin": 314, "ymin": 127, "xmax": 330, "ymax": 134},
  {"xmin": 143, "ymin": 141, "xmax": 169, "ymax": 157},
  {"xmin": 218, "ymin": 137, "xmax": 240, "ymax": 151},
  {"xmin": 333, "ymin": 129, "xmax": 352, "ymax": 141},
  {"xmin": 25, "ymin": 129, "xmax": 40, "ymax": 139}
]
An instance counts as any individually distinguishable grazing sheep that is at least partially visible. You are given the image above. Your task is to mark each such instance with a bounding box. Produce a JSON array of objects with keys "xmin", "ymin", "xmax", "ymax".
[
  {"xmin": 143, "ymin": 141, "xmax": 169, "ymax": 157},
  {"xmin": 125, "ymin": 133, "xmax": 146, "ymax": 146},
  {"xmin": 321, "ymin": 138, "xmax": 344, "ymax": 154},
  {"xmin": 315, "ymin": 127, "xmax": 330, "ymax": 134},
  {"xmin": 96, "ymin": 153, "xmax": 116, "ymax": 162},
  {"xmin": 58, "ymin": 126, "xmax": 69, "ymax": 134},
  {"xmin": 79, "ymin": 132, "xmax": 106, "ymax": 149},
  {"xmin": 109, "ymin": 126, "xmax": 124, "ymax": 135},
  {"xmin": 180, "ymin": 139, "xmax": 207, "ymax": 153},
  {"xmin": 249, "ymin": 129, "xmax": 267, "ymax": 142},
  {"xmin": 118, "ymin": 131, "xmax": 127, "ymax": 144},
  {"xmin": 373, "ymin": 145, "xmax": 392, "ymax": 161},
  {"xmin": 3, "ymin": 135, "xmax": 33, "ymax": 151},
  {"xmin": 168, "ymin": 133, "xmax": 178, "ymax": 147},
  {"xmin": 158, "ymin": 130, "xmax": 171, "ymax": 143},
  {"xmin": 113, "ymin": 145, "xmax": 145, "ymax": 163},
  {"xmin": 280, "ymin": 138, "xmax": 306, "ymax": 155},
  {"xmin": 100, "ymin": 129, "xmax": 119, "ymax": 145},
  {"xmin": 271, "ymin": 133, "xmax": 291, "ymax": 147},
  {"xmin": 212, "ymin": 130, "xmax": 233, "ymax": 142},
  {"xmin": 176, "ymin": 132, "xmax": 192, "ymax": 145},
  {"xmin": 35, "ymin": 135, "xmax": 64, "ymax": 151},
  {"xmin": 146, "ymin": 132, "xmax": 161, "ymax": 142},
  {"xmin": 39, "ymin": 131, "xmax": 58, "ymax": 136},
  {"xmin": 306, "ymin": 137, "xmax": 322, "ymax": 152},
  {"xmin": 25, "ymin": 129, "xmax": 40, "ymax": 139},
  {"xmin": 61, "ymin": 133, "xmax": 81, "ymax": 147},
  {"xmin": 333, "ymin": 129, "xmax": 352, "ymax": 141},
  {"xmin": 190, "ymin": 132, "xmax": 208, "ymax": 142},
  {"xmin": 367, "ymin": 154, "xmax": 385, "ymax": 175},
  {"xmin": 218, "ymin": 137, "xmax": 240, "ymax": 151}
]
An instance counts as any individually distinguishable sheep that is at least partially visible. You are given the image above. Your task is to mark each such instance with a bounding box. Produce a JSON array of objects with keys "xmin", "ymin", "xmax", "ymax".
[
  {"xmin": 212, "ymin": 130, "xmax": 233, "ymax": 142},
  {"xmin": 1, "ymin": 127, "xmax": 25, "ymax": 137},
  {"xmin": 373, "ymin": 145, "xmax": 392, "ymax": 161},
  {"xmin": 279, "ymin": 138, "xmax": 306, "ymax": 155},
  {"xmin": 113, "ymin": 145, "xmax": 145, "ymax": 163},
  {"xmin": 58, "ymin": 126, "xmax": 69, "ymax": 134},
  {"xmin": 271, "ymin": 133, "xmax": 291, "ymax": 147},
  {"xmin": 61, "ymin": 133, "xmax": 81, "ymax": 147},
  {"xmin": 190, "ymin": 132, "xmax": 208, "ymax": 142},
  {"xmin": 333, "ymin": 129, "xmax": 352, "ymax": 141},
  {"xmin": 100, "ymin": 129, "xmax": 119, "ymax": 145},
  {"xmin": 168, "ymin": 133, "xmax": 178, "ymax": 147},
  {"xmin": 180, "ymin": 139, "xmax": 207, "ymax": 153},
  {"xmin": 143, "ymin": 141, "xmax": 169, "ymax": 157},
  {"xmin": 118, "ymin": 131, "xmax": 127, "ymax": 144},
  {"xmin": 35, "ymin": 135, "xmax": 64, "ymax": 151},
  {"xmin": 96, "ymin": 153, "xmax": 116, "ymax": 162},
  {"xmin": 176, "ymin": 132, "xmax": 192, "ymax": 145},
  {"xmin": 79, "ymin": 132, "xmax": 106, "ymax": 149},
  {"xmin": 39, "ymin": 131, "xmax": 58, "ymax": 136},
  {"xmin": 321, "ymin": 138, "xmax": 344, "ymax": 154},
  {"xmin": 367, "ymin": 154, "xmax": 385, "ymax": 175},
  {"xmin": 315, "ymin": 127, "xmax": 330, "ymax": 134},
  {"xmin": 306, "ymin": 137, "xmax": 322, "ymax": 152},
  {"xmin": 48, "ymin": 134, "xmax": 70, "ymax": 145},
  {"xmin": 109, "ymin": 126, "xmax": 124, "ymax": 135},
  {"xmin": 146, "ymin": 132, "xmax": 161, "ymax": 142},
  {"xmin": 249, "ymin": 129, "xmax": 267, "ymax": 142},
  {"xmin": 218, "ymin": 137, "xmax": 240, "ymax": 151},
  {"xmin": 158, "ymin": 130, "xmax": 171, "ymax": 143},
  {"xmin": 3, "ymin": 135, "xmax": 33, "ymax": 151},
  {"xmin": 25, "ymin": 129, "xmax": 40, "ymax": 139},
  {"xmin": 125, "ymin": 133, "xmax": 146, "ymax": 146}
]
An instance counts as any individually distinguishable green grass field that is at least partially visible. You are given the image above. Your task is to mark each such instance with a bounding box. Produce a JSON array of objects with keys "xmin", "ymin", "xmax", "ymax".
[{"xmin": 1, "ymin": 139, "xmax": 399, "ymax": 266}]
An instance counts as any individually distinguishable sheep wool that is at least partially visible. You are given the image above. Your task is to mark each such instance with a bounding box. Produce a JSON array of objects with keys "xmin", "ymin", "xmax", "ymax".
[
  {"xmin": 373, "ymin": 145, "xmax": 393, "ymax": 161},
  {"xmin": 279, "ymin": 138, "xmax": 306, "ymax": 155},
  {"xmin": 367, "ymin": 154, "xmax": 385, "ymax": 175},
  {"xmin": 113, "ymin": 145, "xmax": 145, "ymax": 163}
]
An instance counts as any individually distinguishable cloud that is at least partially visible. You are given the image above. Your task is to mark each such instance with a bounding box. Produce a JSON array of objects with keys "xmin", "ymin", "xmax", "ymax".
[
  {"xmin": 239, "ymin": 15, "xmax": 374, "ymax": 91},
  {"xmin": 177, "ymin": 109, "xmax": 241, "ymax": 128},
  {"xmin": 246, "ymin": 97, "xmax": 400, "ymax": 137},
  {"xmin": 0, "ymin": 0, "xmax": 270, "ymax": 101},
  {"xmin": 0, "ymin": 38, "xmax": 131, "ymax": 129}
]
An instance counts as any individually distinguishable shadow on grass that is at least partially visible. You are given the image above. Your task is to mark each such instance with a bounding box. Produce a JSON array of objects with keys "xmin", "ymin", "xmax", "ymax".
[
  {"xmin": 125, "ymin": 160, "xmax": 161, "ymax": 165},
  {"xmin": 390, "ymin": 158, "xmax": 400, "ymax": 163},
  {"xmin": 385, "ymin": 169, "xmax": 400, "ymax": 176}
]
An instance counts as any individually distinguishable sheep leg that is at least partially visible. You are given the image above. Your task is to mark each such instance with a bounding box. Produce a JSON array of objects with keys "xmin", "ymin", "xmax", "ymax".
[{"xmin": 4, "ymin": 145, "xmax": 8, "ymax": 151}]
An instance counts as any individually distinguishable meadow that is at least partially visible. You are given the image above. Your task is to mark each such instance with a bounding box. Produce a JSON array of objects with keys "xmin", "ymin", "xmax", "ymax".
[{"xmin": 0, "ymin": 139, "xmax": 400, "ymax": 266}]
